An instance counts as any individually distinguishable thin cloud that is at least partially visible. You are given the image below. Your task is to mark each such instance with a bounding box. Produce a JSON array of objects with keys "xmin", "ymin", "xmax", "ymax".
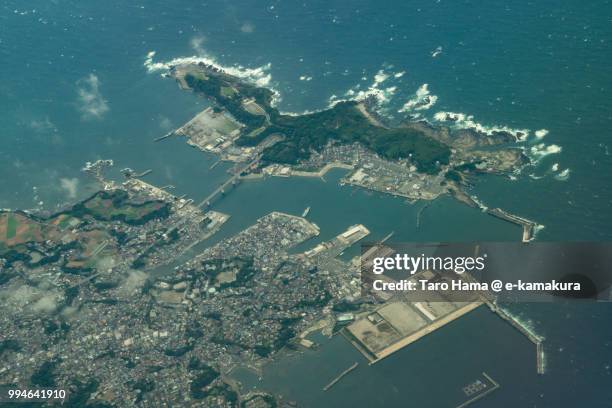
[
  {"xmin": 77, "ymin": 73, "xmax": 109, "ymax": 120},
  {"xmin": 240, "ymin": 22, "xmax": 255, "ymax": 33},
  {"xmin": 60, "ymin": 177, "xmax": 79, "ymax": 199}
]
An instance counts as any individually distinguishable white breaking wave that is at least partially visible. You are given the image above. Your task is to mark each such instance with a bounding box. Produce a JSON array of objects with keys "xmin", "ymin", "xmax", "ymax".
[
  {"xmin": 280, "ymin": 109, "xmax": 320, "ymax": 117},
  {"xmin": 529, "ymin": 161, "xmax": 568, "ymax": 181},
  {"xmin": 328, "ymin": 68, "xmax": 402, "ymax": 108},
  {"xmin": 532, "ymin": 224, "xmax": 546, "ymax": 240},
  {"xmin": 398, "ymin": 83, "xmax": 438, "ymax": 113},
  {"xmin": 144, "ymin": 50, "xmax": 273, "ymax": 88},
  {"xmin": 144, "ymin": 49, "xmax": 556, "ymax": 173},
  {"xmin": 373, "ymin": 69, "xmax": 389, "ymax": 86},
  {"xmin": 528, "ymin": 143, "xmax": 562, "ymax": 161},
  {"xmin": 554, "ymin": 168, "xmax": 571, "ymax": 181},
  {"xmin": 431, "ymin": 46, "xmax": 443, "ymax": 58},
  {"xmin": 433, "ymin": 111, "xmax": 530, "ymax": 142}
]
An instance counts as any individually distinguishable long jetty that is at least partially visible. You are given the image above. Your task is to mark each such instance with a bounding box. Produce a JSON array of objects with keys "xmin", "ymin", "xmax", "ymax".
[
  {"xmin": 323, "ymin": 362, "xmax": 358, "ymax": 391},
  {"xmin": 486, "ymin": 208, "xmax": 536, "ymax": 242},
  {"xmin": 154, "ymin": 131, "xmax": 175, "ymax": 142},
  {"xmin": 462, "ymin": 271, "xmax": 546, "ymax": 375},
  {"xmin": 134, "ymin": 169, "xmax": 152, "ymax": 178},
  {"xmin": 361, "ymin": 231, "xmax": 394, "ymax": 269},
  {"xmin": 486, "ymin": 302, "xmax": 545, "ymax": 374}
]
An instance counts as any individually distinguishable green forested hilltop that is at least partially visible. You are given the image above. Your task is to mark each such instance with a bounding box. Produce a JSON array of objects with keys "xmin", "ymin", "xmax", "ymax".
[{"xmin": 182, "ymin": 68, "xmax": 450, "ymax": 174}]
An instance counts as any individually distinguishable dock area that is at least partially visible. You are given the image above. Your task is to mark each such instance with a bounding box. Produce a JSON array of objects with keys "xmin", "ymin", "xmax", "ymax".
[
  {"xmin": 302, "ymin": 224, "xmax": 369, "ymax": 259},
  {"xmin": 172, "ymin": 106, "xmax": 242, "ymax": 154},
  {"xmin": 272, "ymin": 162, "xmax": 354, "ymax": 178},
  {"xmin": 375, "ymin": 301, "xmax": 482, "ymax": 363},
  {"xmin": 124, "ymin": 178, "xmax": 176, "ymax": 202},
  {"xmin": 344, "ymin": 295, "xmax": 483, "ymax": 364},
  {"xmin": 344, "ymin": 264, "xmax": 546, "ymax": 373}
]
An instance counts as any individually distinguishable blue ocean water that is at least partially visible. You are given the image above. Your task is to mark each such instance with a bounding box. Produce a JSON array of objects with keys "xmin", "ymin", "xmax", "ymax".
[{"xmin": 2, "ymin": 0, "xmax": 612, "ymax": 406}]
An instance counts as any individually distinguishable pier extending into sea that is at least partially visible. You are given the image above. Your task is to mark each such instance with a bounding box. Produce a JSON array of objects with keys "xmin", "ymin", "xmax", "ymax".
[
  {"xmin": 323, "ymin": 362, "xmax": 359, "ymax": 391},
  {"xmin": 485, "ymin": 301, "xmax": 546, "ymax": 374},
  {"xmin": 486, "ymin": 208, "xmax": 537, "ymax": 242},
  {"xmin": 463, "ymin": 271, "xmax": 546, "ymax": 374}
]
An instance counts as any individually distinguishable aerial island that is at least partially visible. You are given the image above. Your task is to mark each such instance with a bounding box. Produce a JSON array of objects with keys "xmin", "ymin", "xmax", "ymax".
[
  {"xmin": 0, "ymin": 61, "xmax": 542, "ymax": 407},
  {"xmin": 166, "ymin": 61, "xmax": 536, "ymax": 237}
]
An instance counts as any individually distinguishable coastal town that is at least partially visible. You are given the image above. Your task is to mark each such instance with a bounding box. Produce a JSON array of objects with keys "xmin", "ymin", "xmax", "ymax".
[
  {"xmin": 0, "ymin": 61, "xmax": 543, "ymax": 408},
  {"xmin": 0, "ymin": 165, "xmax": 374, "ymax": 407}
]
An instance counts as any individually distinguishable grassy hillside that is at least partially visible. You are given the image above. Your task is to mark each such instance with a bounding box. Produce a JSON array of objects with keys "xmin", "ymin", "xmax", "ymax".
[{"xmin": 185, "ymin": 70, "xmax": 450, "ymax": 174}]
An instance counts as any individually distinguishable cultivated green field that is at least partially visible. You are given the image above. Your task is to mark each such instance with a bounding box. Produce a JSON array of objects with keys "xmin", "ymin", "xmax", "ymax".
[{"xmin": 6, "ymin": 214, "xmax": 17, "ymax": 240}]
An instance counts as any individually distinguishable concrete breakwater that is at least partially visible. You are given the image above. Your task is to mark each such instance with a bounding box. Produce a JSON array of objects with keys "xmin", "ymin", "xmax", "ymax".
[
  {"xmin": 485, "ymin": 208, "xmax": 537, "ymax": 242},
  {"xmin": 485, "ymin": 302, "xmax": 545, "ymax": 374},
  {"xmin": 323, "ymin": 362, "xmax": 359, "ymax": 391}
]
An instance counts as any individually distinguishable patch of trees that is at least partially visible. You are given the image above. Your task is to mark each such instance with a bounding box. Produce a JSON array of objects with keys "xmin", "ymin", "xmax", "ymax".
[
  {"xmin": 0, "ymin": 339, "xmax": 21, "ymax": 357},
  {"xmin": 188, "ymin": 358, "xmax": 220, "ymax": 400},
  {"xmin": 131, "ymin": 378, "xmax": 155, "ymax": 404},
  {"xmin": 186, "ymin": 70, "xmax": 450, "ymax": 174},
  {"xmin": 202, "ymin": 257, "xmax": 257, "ymax": 290},
  {"xmin": 332, "ymin": 300, "xmax": 361, "ymax": 313},
  {"xmin": 0, "ymin": 270, "xmax": 17, "ymax": 285},
  {"xmin": 69, "ymin": 190, "xmax": 170, "ymax": 225},
  {"xmin": 30, "ymin": 360, "xmax": 59, "ymax": 387},
  {"xmin": 259, "ymin": 102, "xmax": 450, "ymax": 174},
  {"xmin": 273, "ymin": 317, "xmax": 300, "ymax": 350},
  {"xmin": 63, "ymin": 379, "xmax": 104, "ymax": 408},
  {"xmin": 163, "ymin": 343, "xmax": 194, "ymax": 357}
]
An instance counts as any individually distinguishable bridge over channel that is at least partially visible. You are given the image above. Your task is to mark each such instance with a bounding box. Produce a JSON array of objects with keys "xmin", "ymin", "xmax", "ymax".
[{"xmin": 197, "ymin": 156, "xmax": 261, "ymax": 208}]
